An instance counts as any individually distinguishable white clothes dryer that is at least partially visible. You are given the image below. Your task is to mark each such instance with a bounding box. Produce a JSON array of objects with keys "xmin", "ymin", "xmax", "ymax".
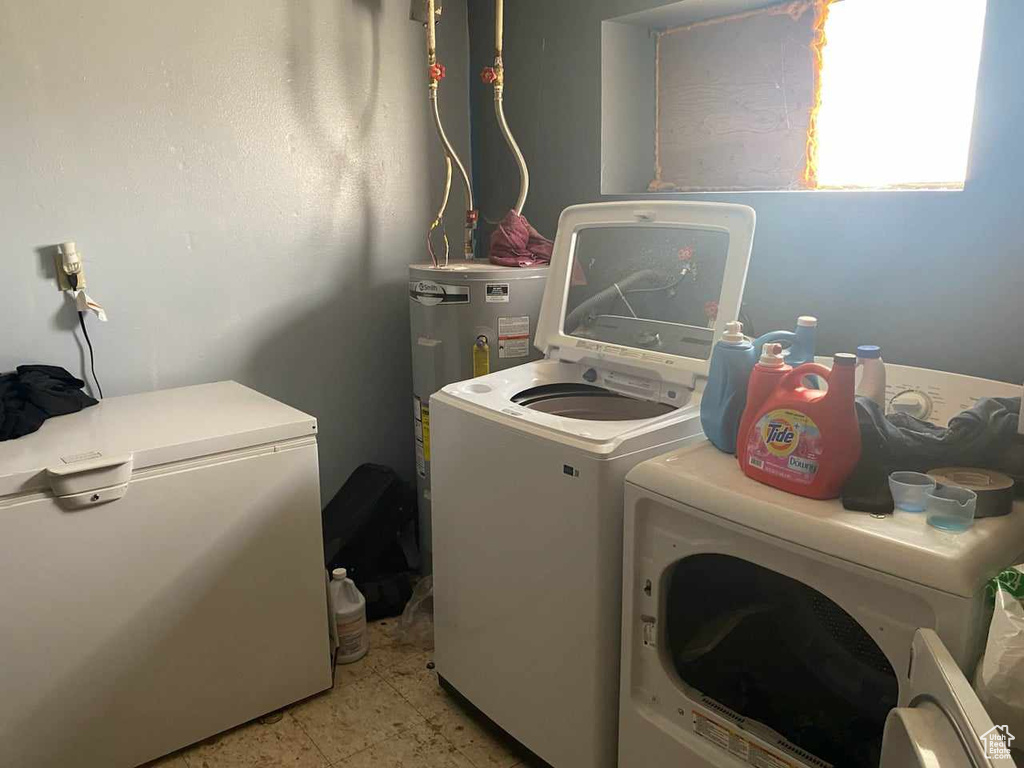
[
  {"xmin": 431, "ymin": 201, "xmax": 755, "ymax": 768},
  {"xmin": 619, "ymin": 366, "xmax": 1024, "ymax": 768}
]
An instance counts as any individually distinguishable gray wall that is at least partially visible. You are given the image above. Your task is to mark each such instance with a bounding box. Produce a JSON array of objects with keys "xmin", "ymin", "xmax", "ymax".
[
  {"xmin": 1, "ymin": 0, "xmax": 472, "ymax": 500},
  {"xmin": 469, "ymin": 0, "xmax": 1024, "ymax": 384}
]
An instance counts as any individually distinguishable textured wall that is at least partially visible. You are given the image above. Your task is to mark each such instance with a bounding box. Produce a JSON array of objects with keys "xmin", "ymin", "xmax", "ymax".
[
  {"xmin": 469, "ymin": 0, "xmax": 1024, "ymax": 385},
  {"xmin": 0, "ymin": 0, "xmax": 471, "ymax": 500}
]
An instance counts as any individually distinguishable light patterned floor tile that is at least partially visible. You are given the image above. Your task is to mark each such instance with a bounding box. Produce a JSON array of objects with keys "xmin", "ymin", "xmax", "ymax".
[
  {"xmin": 426, "ymin": 705, "xmax": 522, "ymax": 768},
  {"xmin": 288, "ymin": 672, "xmax": 425, "ymax": 764},
  {"xmin": 334, "ymin": 650, "xmax": 378, "ymax": 685},
  {"xmin": 332, "ymin": 721, "xmax": 474, "ymax": 768},
  {"xmin": 141, "ymin": 751, "xmax": 190, "ymax": 768},
  {"xmin": 378, "ymin": 651, "xmax": 458, "ymax": 721},
  {"xmin": 182, "ymin": 714, "xmax": 327, "ymax": 768},
  {"xmin": 375, "ymin": 646, "xmax": 529, "ymax": 768},
  {"xmin": 364, "ymin": 619, "xmax": 421, "ymax": 672}
]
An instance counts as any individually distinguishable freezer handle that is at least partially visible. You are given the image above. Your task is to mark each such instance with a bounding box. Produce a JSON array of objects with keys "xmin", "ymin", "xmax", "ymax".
[{"xmin": 46, "ymin": 453, "xmax": 134, "ymax": 499}]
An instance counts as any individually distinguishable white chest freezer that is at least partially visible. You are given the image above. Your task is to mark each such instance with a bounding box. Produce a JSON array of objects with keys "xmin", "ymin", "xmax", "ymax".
[{"xmin": 0, "ymin": 382, "xmax": 333, "ymax": 768}]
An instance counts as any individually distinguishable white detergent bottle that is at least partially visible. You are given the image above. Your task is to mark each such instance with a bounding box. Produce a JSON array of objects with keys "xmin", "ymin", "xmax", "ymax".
[
  {"xmin": 329, "ymin": 568, "xmax": 369, "ymax": 664},
  {"xmin": 855, "ymin": 345, "xmax": 886, "ymax": 406}
]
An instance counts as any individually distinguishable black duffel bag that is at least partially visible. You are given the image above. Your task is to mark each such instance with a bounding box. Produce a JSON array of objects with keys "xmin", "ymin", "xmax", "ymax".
[{"xmin": 322, "ymin": 464, "xmax": 418, "ymax": 620}]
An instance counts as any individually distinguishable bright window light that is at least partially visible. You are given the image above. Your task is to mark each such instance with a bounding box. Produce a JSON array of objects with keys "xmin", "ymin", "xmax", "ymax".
[{"xmin": 813, "ymin": 0, "xmax": 988, "ymax": 189}]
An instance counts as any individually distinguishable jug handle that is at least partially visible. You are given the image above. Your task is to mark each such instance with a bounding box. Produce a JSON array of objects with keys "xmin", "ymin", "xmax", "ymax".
[
  {"xmin": 753, "ymin": 330, "xmax": 795, "ymax": 356},
  {"xmin": 779, "ymin": 363, "xmax": 831, "ymax": 392}
]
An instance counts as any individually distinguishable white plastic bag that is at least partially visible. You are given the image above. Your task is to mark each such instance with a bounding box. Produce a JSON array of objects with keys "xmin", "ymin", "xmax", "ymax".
[
  {"xmin": 397, "ymin": 575, "xmax": 434, "ymax": 650},
  {"xmin": 974, "ymin": 565, "xmax": 1024, "ymax": 741}
]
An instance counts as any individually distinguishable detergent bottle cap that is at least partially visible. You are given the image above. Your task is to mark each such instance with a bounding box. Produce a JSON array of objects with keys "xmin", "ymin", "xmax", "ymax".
[
  {"xmin": 759, "ymin": 343, "xmax": 786, "ymax": 367},
  {"xmin": 332, "ymin": 567, "xmax": 348, "ymax": 581},
  {"xmin": 834, "ymin": 353, "xmax": 857, "ymax": 367},
  {"xmin": 797, "ymin": 316, "xmax": 818, "ymax": 328},
  {"xmin": 722, "ymin": 321, "xmax": 745, "ymax": 343},
  {"xmin": 856, "ymin": 345, "xmax": 882, "ymax": 359}
]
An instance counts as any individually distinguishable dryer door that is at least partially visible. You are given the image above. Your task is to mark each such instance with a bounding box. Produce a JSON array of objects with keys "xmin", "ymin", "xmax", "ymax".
[{"xmin": 880, "ymin": 629, "xmax": 1016, "ymax": 768}]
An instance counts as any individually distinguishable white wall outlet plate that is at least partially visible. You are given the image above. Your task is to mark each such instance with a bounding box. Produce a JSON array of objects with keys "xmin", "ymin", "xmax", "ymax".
[{"xmin": 53, "ymin": 254, "xmax": 86, "ymax": 292}]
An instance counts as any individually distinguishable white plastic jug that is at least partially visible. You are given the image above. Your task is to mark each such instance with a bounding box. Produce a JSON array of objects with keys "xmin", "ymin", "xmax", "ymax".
[
  {"xmin": 855, "ymin": 345, "xmax": 886, "ymax": 406},
  {"xmin": 329, "ymin": 568, "xmax": 368, "ymax": 664}
]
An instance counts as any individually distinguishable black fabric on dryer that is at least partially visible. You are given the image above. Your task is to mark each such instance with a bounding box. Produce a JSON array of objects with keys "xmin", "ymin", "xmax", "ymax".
[{"xmin": 842, "ymin": 396, "xmax": 1022, "ymax": 513}]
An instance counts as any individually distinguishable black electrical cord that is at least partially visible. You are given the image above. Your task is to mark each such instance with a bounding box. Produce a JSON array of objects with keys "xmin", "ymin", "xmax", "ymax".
[
  {"xmin": 67, "ymin": 272, "xmax": 104, "ymax": 400},
  {"xmin": 78, "ymin": 311, "xmax": 104, "ymax": 400}
]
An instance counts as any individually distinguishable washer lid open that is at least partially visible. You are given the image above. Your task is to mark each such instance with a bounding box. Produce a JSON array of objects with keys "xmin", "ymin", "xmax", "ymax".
[{"xmin": 535, "ymin": 202, "xmax": 754, "ymax": 397}]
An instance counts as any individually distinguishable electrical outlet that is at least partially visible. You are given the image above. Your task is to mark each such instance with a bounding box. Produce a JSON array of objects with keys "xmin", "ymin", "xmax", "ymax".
[{"xmin": 54, "ymin": 243, "xmax": 86, "ymax": 292}]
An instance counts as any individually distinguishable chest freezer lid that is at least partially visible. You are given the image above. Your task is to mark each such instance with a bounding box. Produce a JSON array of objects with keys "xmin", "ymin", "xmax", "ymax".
[
  {"xmin": 627, "ymin": 441, "xmax": 1024, "ymax": 597},
  {"xmin": 535, "ymin": 201, "xmax": 754, "ymax": 397},
  {"xmin": 0, "ymin": 381, "xmax": 317, "ymax": 499}
]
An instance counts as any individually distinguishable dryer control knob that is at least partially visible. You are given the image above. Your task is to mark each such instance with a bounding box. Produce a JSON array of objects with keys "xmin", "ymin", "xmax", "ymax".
[{"xmin": 888, "ymin": 390, "xmax": 933, "ymax": 421}]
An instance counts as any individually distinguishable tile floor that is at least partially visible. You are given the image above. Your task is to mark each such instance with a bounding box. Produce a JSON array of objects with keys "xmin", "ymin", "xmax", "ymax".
[{"xmin": 144, "ymin": 619, "xmax": 544, "ymax": 768}]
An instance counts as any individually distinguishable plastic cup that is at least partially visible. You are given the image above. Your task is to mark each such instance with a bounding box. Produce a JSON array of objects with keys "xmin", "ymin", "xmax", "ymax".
[
  {"xmin": 888, "ymin": 471, "xmax": 936, "ymax": 513},
  {"xmin": 926, "ymin": 485, "xmax": 978, "ymax": 533}
]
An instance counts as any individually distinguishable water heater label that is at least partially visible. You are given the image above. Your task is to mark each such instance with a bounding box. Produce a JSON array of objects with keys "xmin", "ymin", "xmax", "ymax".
[
  {"xmin": 485, "ymin": 283, "xmax": 510, "ymax": 303},
  {"xmin": 498, "ymin": 316, "xmax": 530, "ymax": 359},
  {"xmin": 409, "ymin": 280, "xmax": 470, "ymax": 306}
]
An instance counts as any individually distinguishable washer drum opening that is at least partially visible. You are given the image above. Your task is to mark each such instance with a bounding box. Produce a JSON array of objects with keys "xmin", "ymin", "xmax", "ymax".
[{"xmin": 511, "ymin": 383, "xmax": 676, "ymax": 421}]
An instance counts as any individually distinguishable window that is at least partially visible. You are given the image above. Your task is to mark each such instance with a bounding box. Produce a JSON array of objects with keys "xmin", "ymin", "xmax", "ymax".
[
  {"xmin": 601, "ymin": 0, "xmax": 989, "ymax": 193},
  {"xmin": 811, "ymin": 0, "xmax": 988, "ymax": 189}
]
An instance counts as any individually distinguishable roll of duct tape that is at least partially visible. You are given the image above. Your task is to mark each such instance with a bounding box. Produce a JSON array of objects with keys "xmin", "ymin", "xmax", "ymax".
[{"xmin": 927, "ymin": 467, "xmax": 1015, "ymax": 519}]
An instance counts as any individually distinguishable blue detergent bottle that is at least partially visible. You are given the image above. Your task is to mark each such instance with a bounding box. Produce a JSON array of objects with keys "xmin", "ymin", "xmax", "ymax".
[
  {"xmin": 701, "ymin": 316, "xmax": 819, "ymax": 453},
  {"xmin": 759, "ymin": 315, "xmax": 818, "ymax": 366},
  {"xmin": 701, "ymin": 321, "xmax": 755, "ymax": 453}
]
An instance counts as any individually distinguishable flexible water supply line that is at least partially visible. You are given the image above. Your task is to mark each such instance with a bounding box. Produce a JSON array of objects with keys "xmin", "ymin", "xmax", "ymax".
[
  {"xmin": 424, "ymin": 0, "xmax": 476, "ymax": 259},
  {"xmin": 483, "ymin": 0, "xmax": 529, "ymax": 216},
  {"xmin": 427, "ymin": 155, "xmax": 453, "ymax": 267}
]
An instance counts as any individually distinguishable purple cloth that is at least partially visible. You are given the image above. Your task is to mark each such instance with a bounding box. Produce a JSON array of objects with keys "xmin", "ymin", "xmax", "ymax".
[{"xmin": 488, "ymin": 210, "xmax": 553, "ymax": 267}]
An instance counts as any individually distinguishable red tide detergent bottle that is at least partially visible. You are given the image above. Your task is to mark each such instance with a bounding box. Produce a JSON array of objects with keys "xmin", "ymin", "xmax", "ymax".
[
  {"xmin": 738, "ymin": 353, "xmax": 861, "ymax": 500},
  {"xmin": 735, "ymin": 343, "xmax": 791, "ymax": 457}
]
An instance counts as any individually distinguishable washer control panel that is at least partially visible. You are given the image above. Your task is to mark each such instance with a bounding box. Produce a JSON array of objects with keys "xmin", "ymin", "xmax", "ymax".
[{"xmin": 883, "ymin": 364, "xmax": 1018, "ymax": 426}]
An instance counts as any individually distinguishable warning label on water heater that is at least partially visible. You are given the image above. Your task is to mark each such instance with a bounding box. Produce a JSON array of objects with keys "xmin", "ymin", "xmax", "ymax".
[
  {"xmin": 498, "ymin": 316, "xmax": 530, "ymax": 359},
  {"xmin": 485, "ymin": 283, "xmax": 510, "ymax": 303}
]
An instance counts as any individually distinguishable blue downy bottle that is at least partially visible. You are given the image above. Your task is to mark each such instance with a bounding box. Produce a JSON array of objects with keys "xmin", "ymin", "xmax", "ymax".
[
  {"xmin": 701, "ymin": 321, "xmax": 755, "ymax": 453},
  {"xmin": 701, "ymin": 316, "xmax": 819, "ymax": 453}
]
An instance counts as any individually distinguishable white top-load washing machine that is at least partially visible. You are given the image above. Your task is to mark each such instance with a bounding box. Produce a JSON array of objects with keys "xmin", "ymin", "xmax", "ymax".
[
  {"xmin": 430, "ymin": 201, "xmax": 755, "ymax": 768},
  {"xmin": 619, "ymin": 366, "xmax": 1024, "ymax": 768}
]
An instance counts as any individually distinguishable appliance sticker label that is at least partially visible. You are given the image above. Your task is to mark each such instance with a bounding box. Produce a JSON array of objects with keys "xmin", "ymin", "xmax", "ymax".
[
  {"xmin": 485, "ymin": 283, "xmax": 510, "ymax": 303},
  {"xmin": 415, "ymin": 443, "xmax": 426, "ymax": 479},
  {"xmin": 421, "ymin": 405, "xmax": 431, "ymax": 461},
  {"xmin": 498, "ymin": 316, "xmax": 530, "ymax": 359},
  {"xmin": 745, "ymin": 409, "xmax": 821, "ymax": 486},
  {"xmin": 749, "ymin": 745, "xmax": 797, "ymax": 768},
  {"xmin": 692, "ymin": 711, "xmax": 751, "ymax": 762},
  {"xmin": 413, "ymin": 396, "xmax": 427, "ymax": 478},
  {"xmin": 409, "ymin": 280, "xmax": 470, "ymax": 306},
  {"xmin": 60, "ymin": 450, "xmax": 103, "ymax": 465},
  {"xmin": 692, "ymin": 709, "xmax": 827, "ymax": 768}
]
